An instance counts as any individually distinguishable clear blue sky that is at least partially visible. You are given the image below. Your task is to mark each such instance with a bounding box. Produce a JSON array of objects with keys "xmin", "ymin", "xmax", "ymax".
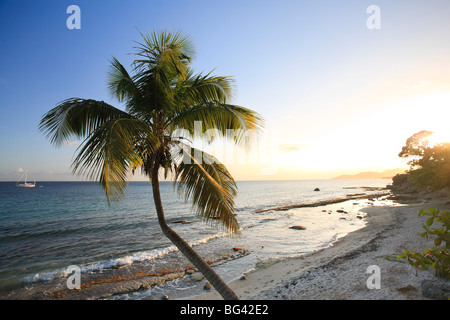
[{"xmin": 1, "ymin": 0, "xmax": 450, "ymax": 181}]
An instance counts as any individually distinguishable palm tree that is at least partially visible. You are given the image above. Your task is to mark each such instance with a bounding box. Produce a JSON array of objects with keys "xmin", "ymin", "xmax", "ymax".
[{"xmin": 39, "ymin": 30, "xmax": 263, "ymax": 300}]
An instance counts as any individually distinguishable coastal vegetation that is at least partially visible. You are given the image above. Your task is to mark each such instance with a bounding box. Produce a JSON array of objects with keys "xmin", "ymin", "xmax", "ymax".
[
  {"xmin": 393, "ymin": 131, "xmax": 450, "ymax": 281},
  {"xmin": 395, "ymin": 130, "xmax": 450, "ymax": 190},
  {"xmin": 397, "ymin": 207, "xmax": 450, "ymax": 280},
  {"xmin": 39, "ymin": 29, "xmax": 263, "ymax": 300}
]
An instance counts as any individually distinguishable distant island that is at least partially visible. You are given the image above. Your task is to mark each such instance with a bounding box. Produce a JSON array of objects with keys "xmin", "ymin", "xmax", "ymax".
[{"xmin": 332, "ymin": 168, "xmax": 407, "ymax": 180}]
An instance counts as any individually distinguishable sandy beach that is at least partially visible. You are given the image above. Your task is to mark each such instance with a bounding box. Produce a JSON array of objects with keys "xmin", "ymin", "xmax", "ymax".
[{"xmin": 190, "ymin": 197, "xmax": 450, "ymax": 300}]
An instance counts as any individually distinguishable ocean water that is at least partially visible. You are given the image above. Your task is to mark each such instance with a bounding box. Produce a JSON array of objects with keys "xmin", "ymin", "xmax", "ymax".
[{"xmin": 0, "ymin": 179, "xmax": 393, "ymax": 299}]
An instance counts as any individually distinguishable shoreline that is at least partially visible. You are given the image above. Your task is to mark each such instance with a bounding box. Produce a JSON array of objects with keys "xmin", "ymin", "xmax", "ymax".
[
  {"xmin": 190, "ymin": 197, "xmax": 449, "ymax": 300},
  {"xmin": 253, "ymin": 189, "xmax": 390, "ymax": 213},
  {"xmin": 4, "ymin": 190, "xmax": 448, "ymax": 300},
  {"xmin": 2, "ymin": 190, "xmax": 389, "ymax": 300}
]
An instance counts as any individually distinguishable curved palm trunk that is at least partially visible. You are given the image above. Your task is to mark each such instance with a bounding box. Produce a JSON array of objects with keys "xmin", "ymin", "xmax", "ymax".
[{"xmin": 150, "ymin": 165, "xmax": 239, "ymax": 300}]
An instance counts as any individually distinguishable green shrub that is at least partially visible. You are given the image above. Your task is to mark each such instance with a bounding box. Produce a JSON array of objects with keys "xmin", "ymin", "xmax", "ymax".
[
  {"xmin": 392, "ymin": 173, "xmax": 408, "ymax": 187},
  {"xmin": 397, "ymin": 207, "xmax": 450, "ymax": 279},
  {"xmin": 408, "ymin": 166, "xmax": 450, "ymax": 190}
]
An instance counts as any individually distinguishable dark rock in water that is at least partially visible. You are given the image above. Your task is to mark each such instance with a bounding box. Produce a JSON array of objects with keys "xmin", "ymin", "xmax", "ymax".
[
  {"xmin": 314, "ymin": 188, "xmax": 320, "ymax": 191},
  {"xmin": 204, "ymin": 281, "xmax": 211, "ymax": 290},
  {"xmin": 336, "ymin": 209, "xmax": 348, "ymax": 213},
  {"xmin": 172, "ymin": 220, "xmax": 194, "ymax": 224},
  {"xmin": 421, "ymin": 278, "xmax": 450, "ymax": 300},
  {"xmin": 289, "ymin": 225, "xmax": 307, "ymax": 230}
]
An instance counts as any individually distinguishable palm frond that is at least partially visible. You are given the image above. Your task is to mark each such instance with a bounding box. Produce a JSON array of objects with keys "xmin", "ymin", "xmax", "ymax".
[
  {"xmin": 72, "ymin": 118, "xmax": 159, "ymax": 203},
  {"xmin": 128, "ymin": 30, "xmax": 195, "ymax": 115},
  {"xmin": 132, "ymin": 29, "xmax": 194, "ymax": 70},
  {"xmin": 39, "ymin": 98, "xmax": 131, "ymax": 147},
  {"xmin": 172, "ymin": 143, "xmax": 239, "ymax": 233},
  {"xmin": 107, "ymin": 57, "xmax": 153, "ymax": 120},
  {"xmin": 108, "ymin": 57, "xmax": 141, "ymax": 102},
  {"xmin": 179, "ymin": 69, "xmax": 235, "ymax": 105},
  {"xmin": 132, "ymin": 29, "xmax": 193, "ymax": 88},
  {"xmin": 167, "ymin": 102, "xmax": 264, "ymax": 145}
]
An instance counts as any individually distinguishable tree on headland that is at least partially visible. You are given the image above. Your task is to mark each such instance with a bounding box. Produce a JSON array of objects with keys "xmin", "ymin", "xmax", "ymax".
[
  {"xmin": 39, "ymin": 29, "xmax": 264, "ymax": 300},
  {"xmin": 398, "ymin": 130, "xmax": 434, "ymax": 169},
  {"xmin": 397, "ymin": 130, "xmax": 450, "ymax": 190}
]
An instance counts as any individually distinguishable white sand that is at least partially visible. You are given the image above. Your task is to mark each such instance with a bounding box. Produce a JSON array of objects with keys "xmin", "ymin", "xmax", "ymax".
[{"xmin": 191, "ymin": 199, "xmax": 449, "ymax": 300}]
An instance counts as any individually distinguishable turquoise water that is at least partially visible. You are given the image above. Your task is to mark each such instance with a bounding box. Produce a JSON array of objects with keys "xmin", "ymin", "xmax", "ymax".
[{"xmin": 0, "ymin": 179, "xmax": 391, "ymax": 298}]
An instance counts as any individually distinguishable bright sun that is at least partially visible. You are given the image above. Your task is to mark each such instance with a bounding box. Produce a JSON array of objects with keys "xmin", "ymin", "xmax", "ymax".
[
  {"xmin": 418, "ymin": 91, "xmax": 450, "ymax": 145},
  {"xmin": 428, "ymin": 131, "xmax": 450, "ymax": 146}
]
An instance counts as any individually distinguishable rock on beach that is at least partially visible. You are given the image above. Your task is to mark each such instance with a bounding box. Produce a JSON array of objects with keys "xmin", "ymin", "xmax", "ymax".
[{"xmin": 289, "ymin": 225, "xmax": 307, "ymax": 230}]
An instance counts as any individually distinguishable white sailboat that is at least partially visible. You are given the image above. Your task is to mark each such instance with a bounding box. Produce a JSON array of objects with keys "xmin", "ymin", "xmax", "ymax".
[{"xmin": 16, "ymin": 170, "xmax": 36, "ymax": 188}]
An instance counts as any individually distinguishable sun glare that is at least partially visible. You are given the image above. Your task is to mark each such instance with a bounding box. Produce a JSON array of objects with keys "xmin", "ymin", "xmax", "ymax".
[
  {"xmin": 417, "ymin": 91, "xmax": 450, "ymax": 146},
  {"xmin": 428, "ymin": 131, "xmax": 450, "ymax": 147}
]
